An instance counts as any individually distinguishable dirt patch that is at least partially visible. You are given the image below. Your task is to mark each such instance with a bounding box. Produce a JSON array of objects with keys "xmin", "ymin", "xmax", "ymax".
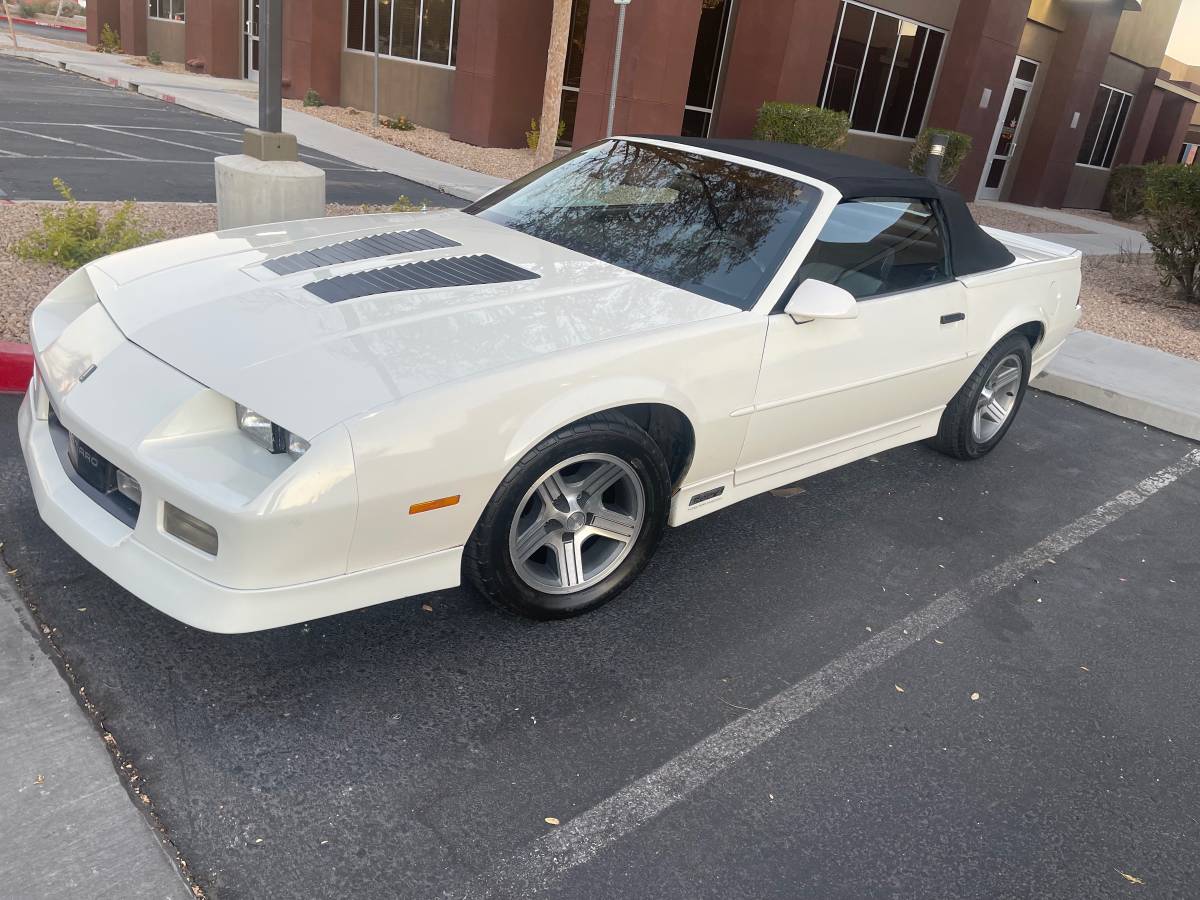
[
  {"xmin": 1063, "ymin": 207, "xmax": 1150, "ymax": 232},
  {"xmin": 1079, "ymin": 253, "xmax": 1200, "ymax": 363},
  {"xmin": 0, "ymin": 201, "xmax": 391, "ymax": 344},
  {"xmin": 968, "ymin": 203, "xmax": 1095, "ymax": 236},
  {"xmin": 285, "ymin": 99, "xmax": 548, "ymax": 182}
]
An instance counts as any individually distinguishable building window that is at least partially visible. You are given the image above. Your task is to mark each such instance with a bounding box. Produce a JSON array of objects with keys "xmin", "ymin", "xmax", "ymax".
[
  {"xmin": 682, "ymin": 0, "xmax": 735, "ymax": 138},
  {"xmin": 148, "ymin": 0, "xmax": 185, "ymax": 21},
  {"xmin": 1076, "ymin": 83, "xmax": 1132, "ymax": 169},
  {"xmin": 560, "ymin": 0, "xmax": 592, "ymax": 144},
  {"xmin": 818, "ymin": 0, "xmax": 945, "ymax": 139},
  {"xmin": 346, "ymin": 0, "xmax": 459, "ymax": 68}
]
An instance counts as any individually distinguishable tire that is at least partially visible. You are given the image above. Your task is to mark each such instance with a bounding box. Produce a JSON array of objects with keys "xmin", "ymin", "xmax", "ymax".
[
  {"xmin": 463, "ymin": 412, "xmax": 671, "ymax": 619},
  {"xmin": 931, "ymin": 333, "xmax": 1031, "ymax": 460}
]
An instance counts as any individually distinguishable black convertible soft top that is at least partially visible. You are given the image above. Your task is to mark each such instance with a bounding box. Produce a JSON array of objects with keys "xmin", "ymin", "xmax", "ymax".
[{"xmin": 653, "ymin": 136, "xmax": 1016, "ymax": 277}]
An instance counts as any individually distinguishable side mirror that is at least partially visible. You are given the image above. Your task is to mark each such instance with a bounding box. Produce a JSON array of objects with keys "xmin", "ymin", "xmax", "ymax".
[{"xmin": 783, "ymin": 279, "xmax": 858, "ymax": 324}]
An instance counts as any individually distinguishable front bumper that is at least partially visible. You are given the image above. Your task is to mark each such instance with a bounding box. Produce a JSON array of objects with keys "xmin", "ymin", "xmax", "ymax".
[{"xmin": 18, "ymin": 391, "xmax": 462, "ymax": 633}]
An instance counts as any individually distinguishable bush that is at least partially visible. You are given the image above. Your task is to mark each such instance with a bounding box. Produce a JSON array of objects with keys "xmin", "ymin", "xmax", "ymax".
[
  {"xmin": 383, "ymin": 114, "xmax": 415, "ymax": 131},
  {"xmin": 1102, "ymin": 164, "xmax": 1146, "ymax": 221},
  {"xmin": 909, "ymin": 128, "xmax": 972, "ymax": 185},
  {"xmin": 303, "ymin": 89, "xmax": 323, "ymax": 108},
  {"xmin": 97, "ymin": 23, "xmax": 121, "ymax": 53},
  {"xmin": 147, "ymin": 49, "xmax": 162, "ymax": 66},
  {"xmin": 390, "ymin": 195, "xmax": 425, "ymax": 212},
  {"xmin": 525, "ymin": 117, "xmax": 565, "ymax": 151},
  {"xmin": 17, "ymin": 2, "xmax": 37, "ymax": 17},
  {"xmin": 752, "ymin": 102, "xmax": 849, "ymax": 150},
  {"xmin": 1143, "ymin": 163, "xmax": 1200, "ymax": 303},
  {"xmin": 12, "ymin": 179, "xmax": 165, "ymax": 269}
]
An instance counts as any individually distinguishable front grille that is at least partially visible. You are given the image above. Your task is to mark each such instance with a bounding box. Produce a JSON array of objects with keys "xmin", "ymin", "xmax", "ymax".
[
  {"xmin": 304, "ymin": 254, "xmax": 540, "ymax": 303},
  {"xmin": 48, "ymin": 410, "xmax": 140, "ymax": 528},
  {"xmin": 263, "ymin": 228, "xmax": 460, "ymax": 275}
]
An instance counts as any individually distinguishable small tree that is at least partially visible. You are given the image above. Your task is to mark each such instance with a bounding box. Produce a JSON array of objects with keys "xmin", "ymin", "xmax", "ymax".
[
  {"xmin": 909, "ymin": 128, "xmax": 972, "ymax": 185},
  {"xmin": 1103, "ymin": 165, "xmax": 1147, "ymax": 221},
  {"xmin": 533, "ymin": 0, "xmax": 572, "ymax": 167},
  {"xmin": 1143, "ymin": 163, "xmax": 1200, "ymax": 304}
]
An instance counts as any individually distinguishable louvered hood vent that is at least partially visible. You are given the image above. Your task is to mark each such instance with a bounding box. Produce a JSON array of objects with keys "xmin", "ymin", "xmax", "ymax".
[
  {"xmin": 304, "ymin": 254, "xmax": 540, "ymax": 303},
  {"xmin": 263, "ymin": 228, "xmax": 459, "ymax": 275}
]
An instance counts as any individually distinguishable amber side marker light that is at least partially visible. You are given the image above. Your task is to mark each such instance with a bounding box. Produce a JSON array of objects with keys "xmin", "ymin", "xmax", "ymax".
[{"xmin": 409, "ymin": 495, "xmax": 461, "ymax": 515}]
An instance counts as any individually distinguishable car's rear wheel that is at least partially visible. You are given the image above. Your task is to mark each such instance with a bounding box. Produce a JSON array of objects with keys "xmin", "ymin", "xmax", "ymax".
[
  {"xmin": 931, "ymin": 333, "xmax": 1031, "ymax": 460},
  {"xmin": 464, "ymin": 413, "xmax": 670, "ymax": 619}
]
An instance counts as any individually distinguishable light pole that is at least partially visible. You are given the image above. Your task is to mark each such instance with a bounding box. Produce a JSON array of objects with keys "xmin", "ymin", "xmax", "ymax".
[
  {"xmin": 258, "ymin": 0, "xmax": 282, "ymax": 134},
  {"xmin": 373, "ymin": 0, "xmax": 380, "ymax": 125},
  {"xmin": 606, "ymin": 0, "xmax": 632, "ymax": 138}
]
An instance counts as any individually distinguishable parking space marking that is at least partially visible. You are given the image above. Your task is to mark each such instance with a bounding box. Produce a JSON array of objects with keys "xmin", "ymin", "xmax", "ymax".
[
  {"xmin": 0, "ymin": 125, "xmax": 147, "ymax": 160},
  {"xmin": 454, "ymin": 448, "xmax": 1200, "ymax": 898}
]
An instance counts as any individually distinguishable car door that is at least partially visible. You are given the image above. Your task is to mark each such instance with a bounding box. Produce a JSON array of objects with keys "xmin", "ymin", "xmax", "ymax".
[{"xmin": 735, "ymin": 198, "xmax": 972, "ymax": 485}]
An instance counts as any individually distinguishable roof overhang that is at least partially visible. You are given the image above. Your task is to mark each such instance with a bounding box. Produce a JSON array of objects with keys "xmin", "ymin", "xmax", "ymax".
[{"xmin": 1155, "ymin": 78, "xmax": 1200, "ymax": 104}]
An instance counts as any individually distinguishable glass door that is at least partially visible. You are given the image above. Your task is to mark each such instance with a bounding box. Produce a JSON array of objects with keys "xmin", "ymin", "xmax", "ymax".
[
  {"xmin": 243, "ymin": 0, "xmax": 260, "ymax": 82},
  {"xmin": 681, "ymin": 0, "xmax": 735, "ymax": 137},
  {"xmin": 978, "ymin": 57, "xmax": 1038, "ymax": 201}
]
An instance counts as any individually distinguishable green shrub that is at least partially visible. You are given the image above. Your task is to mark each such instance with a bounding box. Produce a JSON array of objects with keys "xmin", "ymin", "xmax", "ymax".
[
  {"xmin": 17, "ymin": 2, "xmax": 38, "ymax": 17},
  {"xmin": 147, "ymin": 49, "xmax": 162, "ymax": 66},
  {"xmin": 752, "ymin": 102, "xmax": 849, "ymax": 150},
  {"xmin": 1102, "ymin": 164, "xmax": 1146, "ymax": 221},
  {"xmin": 383, "ymin": 114, "xmax": 416, "ymax": 131},
  {"xmin": 909, "ymin": 128, "xmax": 972, "ymax": 185},
  {"xmin": 13, "ymin": 179, "xmax": 165, "ymax": 269},
  {"xmin": 97, "ymin": 23, "xmax": 121, "ymax": 53},
  {"xmin": 525, "ymin": 117, "xmax": 566, "ymax": 151},
  {"xmin": 303, "ymin": 89, "xmax": 323, "ymax": 108},
  {"xmin": 1143, "ymin": 163, "xmax": 1200, "ymax": 303},
  {"xmin": 390, "ymin": 195, "xmax": 425, "ymax": 212}
]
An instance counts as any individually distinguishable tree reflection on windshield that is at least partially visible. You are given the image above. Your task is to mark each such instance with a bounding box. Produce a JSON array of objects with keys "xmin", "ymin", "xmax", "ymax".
[{"xmin": 468, "ymin": 140, "xmax": 821, "ymax": 310}]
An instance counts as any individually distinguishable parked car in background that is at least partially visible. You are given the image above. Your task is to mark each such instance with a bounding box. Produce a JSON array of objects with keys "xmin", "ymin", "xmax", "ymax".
[{"xmin": 18, "ymin": 138, "xmax": 1081, "ymax": 632}]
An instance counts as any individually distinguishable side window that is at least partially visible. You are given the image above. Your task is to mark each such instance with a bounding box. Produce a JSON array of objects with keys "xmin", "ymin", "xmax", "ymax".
[{"xmin": 793, "ymin": 199, "xmax": 950, "ymax": 300}]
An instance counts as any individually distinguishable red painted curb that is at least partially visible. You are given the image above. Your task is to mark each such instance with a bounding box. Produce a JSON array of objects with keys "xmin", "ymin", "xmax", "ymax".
[
  {"xmin": 0, "ymin": 14, "xmax": 87, "ymax": 32},
  {"xmin": 0, "ymin": 342, "xmax": 34, "ymax": 395}
]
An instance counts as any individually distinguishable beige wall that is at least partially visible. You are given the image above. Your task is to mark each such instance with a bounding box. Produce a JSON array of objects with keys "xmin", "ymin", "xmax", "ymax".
[
  {"xmin": 1112, "ymin": 0, "xmax": 1183, "ymax": 67},
  {"xmin": 146, "ymin": 18, "xmax": 186, "ymax": 65},
  {"xmin": 870, "ymin": 0, "xmax": 960, "ymax": 31},
  {"xmin": 1102, "ymin": 51, "xmax": 1146, "ymax": 93},
  {"xmin": 842, "ymin": 132, "xmax": 914, "ymax": 168},
  {"xmin": 1063, "ymin": 165, "xmax": 1110, "ymax": 209},
  {"xmin": 1027, "ymin": 0, "xmax": 1068, "ymax": 32},
  {"xmin": 340, "ymin": 52, "xmax": 456, "ymax": 132}
]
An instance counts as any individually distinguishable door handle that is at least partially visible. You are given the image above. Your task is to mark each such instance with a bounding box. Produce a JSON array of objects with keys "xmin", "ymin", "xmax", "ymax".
[{"xmin": 940, "ymin": 312, "xmax": 965, "ymax": 324}]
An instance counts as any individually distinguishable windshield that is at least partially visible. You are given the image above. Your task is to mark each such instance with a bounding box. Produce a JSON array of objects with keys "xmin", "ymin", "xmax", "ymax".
[{"xmin": 466, "ymin": 140, "xmax": 821, "ymax": 310}]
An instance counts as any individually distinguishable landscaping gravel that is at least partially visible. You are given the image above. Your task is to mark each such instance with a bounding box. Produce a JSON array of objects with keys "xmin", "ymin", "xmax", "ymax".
[
  {"xmin": 0, "ymin": 201, "xmax": 389, "ymax": 343},
  {"xmin": 968, "ymin": 203, "xmax": 1095, "ymax": 235},
  {"xmin": 285, "ymin": 100, "xmax": 560, "ymax": 181},
  {"xmin": 1078, "ymin": 254, "xmax": 1200, "ymax": 362}
]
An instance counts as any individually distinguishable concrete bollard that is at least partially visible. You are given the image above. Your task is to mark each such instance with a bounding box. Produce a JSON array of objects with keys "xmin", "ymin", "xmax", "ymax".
[{"xmin": 214, "ymin": 128, "xmax": 326, "ymax": 230}]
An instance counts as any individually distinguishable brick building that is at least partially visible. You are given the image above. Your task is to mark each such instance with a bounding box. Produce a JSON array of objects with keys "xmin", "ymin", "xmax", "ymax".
[{"xmin": 87, "ymin": 0, "xmax": 1199, "ymax": 207}]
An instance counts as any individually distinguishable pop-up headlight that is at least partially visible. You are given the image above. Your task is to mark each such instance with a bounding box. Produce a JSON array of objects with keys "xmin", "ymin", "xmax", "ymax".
[{"xmin": 235, "ymin": 404, "xmax": 309, "ymax": 459}]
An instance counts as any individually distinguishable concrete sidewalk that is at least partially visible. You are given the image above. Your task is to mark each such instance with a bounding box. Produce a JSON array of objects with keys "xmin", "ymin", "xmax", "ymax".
[
  {"xmin": 0, "ymin": 573, "xmax": 191, "ymax": 898},
  {"xmin": 0, "ymin": 33, "xmax": 504, "ymax": 201},
  {"xmin": 977, "ymin": 200, "xmax": 1149, "ymax": 256},
  {"xmin": 1035, "ymin": 330, "xmax": 1200, "ymax": 442}
]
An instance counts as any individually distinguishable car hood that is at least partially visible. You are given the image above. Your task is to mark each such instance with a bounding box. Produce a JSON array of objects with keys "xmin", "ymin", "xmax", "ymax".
[{"xmin": 89, "ymin": 210, "xmax": 734, "ymax": 437}]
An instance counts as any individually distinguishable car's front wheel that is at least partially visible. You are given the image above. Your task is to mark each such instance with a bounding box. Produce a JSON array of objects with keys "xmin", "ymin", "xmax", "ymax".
[
  {"xmin": 464, "ymin": 413, "xmax": 670, "ymax": 619},
  {"xmin": 931, "ymin": 332, "xmax": 1031, "ymax": 460}
]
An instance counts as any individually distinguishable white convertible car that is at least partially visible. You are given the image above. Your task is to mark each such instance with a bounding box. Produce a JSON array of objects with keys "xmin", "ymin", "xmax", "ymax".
[{"xmin": 18, "ymin": 137, "xmax": 1081, "ymax": 632}]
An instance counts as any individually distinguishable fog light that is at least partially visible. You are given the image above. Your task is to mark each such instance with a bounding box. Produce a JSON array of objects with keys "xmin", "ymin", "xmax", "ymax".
[
  {"xmin": 163, "ymin": 503, "xmax": 218, "ymax": 556},
  {"xmin": 115, "ymin": 469, "xmax": 142, "ymax": 506}
]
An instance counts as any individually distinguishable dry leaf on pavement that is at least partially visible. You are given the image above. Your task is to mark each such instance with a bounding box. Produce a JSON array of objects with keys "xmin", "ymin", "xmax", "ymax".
[
  {"xmin": 1117, "ymin": 870, "xmax": 1145, "ymax": 885},
  {"xmin": 544, "ymin": 817, "xmax": 560, "ymax": 826}
]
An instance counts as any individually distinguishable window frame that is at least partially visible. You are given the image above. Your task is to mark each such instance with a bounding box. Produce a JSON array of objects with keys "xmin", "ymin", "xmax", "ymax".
[
  {"xmin": 1075, "ymin": 83, "xmax": 1134, "ymax": 171},
  {"xmin": 148, "ymin": 0, "xmax": 185, "ymax": 22},
  {"xmin": 778, "ymin": 195, "xmax": 955, "ymax": 309},
  {"xmin": 344, "ymin": 0, "xmax": 459, "ymax": 70},
  {"xmin": 818, "ymin": 0, "xmax": 948, "ymax": 141}
]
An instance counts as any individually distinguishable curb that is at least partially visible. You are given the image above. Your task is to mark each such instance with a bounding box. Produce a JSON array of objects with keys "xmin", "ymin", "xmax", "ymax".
[
  {"xmin": 0, "ymin": 343, "xmax": 33, "ymax": 395},
  {"xmin": 1033, "ymin": 331, "xmax": 1200, "ymax": 442},
  {"xmin": 0, "ymin": 14, "xmax": 87, "ymax": 32}
]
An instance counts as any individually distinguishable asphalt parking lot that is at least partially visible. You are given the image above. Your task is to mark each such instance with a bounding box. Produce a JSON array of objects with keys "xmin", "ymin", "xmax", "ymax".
[
  {"xmin": 2, "ymin": 390, "xmax": 1199, "ymax": 899},
  {"xmin": 0, "ymin": 56, "xmax": 460, "ymax": 206}
]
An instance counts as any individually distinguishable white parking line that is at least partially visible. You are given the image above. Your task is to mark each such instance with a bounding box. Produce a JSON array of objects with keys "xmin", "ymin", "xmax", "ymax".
[
  {"xmin": 0, "ymin": 125, "xmax": 146, "ymax": 160},
  {"xmin": 450, "ymin": 447, "xmax": 1200, "ymax": 899}
]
